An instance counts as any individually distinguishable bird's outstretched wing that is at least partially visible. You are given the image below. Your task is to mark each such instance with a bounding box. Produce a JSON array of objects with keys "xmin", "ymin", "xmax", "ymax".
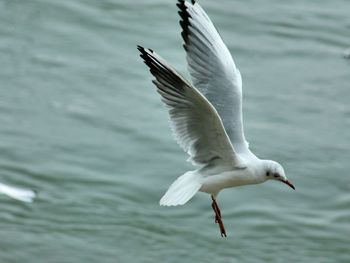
[
  {"xmin": 138, "ymin": 46, "xmax": 245, "ymax": 168},
  {"xmin": 177, "ymin": 0, "xmax": 249, "ymax": 153}
]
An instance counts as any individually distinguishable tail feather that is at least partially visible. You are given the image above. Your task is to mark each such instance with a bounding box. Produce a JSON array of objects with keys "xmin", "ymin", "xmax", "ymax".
[
  {"xmin": 160, "ymin": 171, "xmax": 202, "ymax": 206},
  {"xmin": 0, "ymin": 183, "xmax": 36, "ymax": 203}
]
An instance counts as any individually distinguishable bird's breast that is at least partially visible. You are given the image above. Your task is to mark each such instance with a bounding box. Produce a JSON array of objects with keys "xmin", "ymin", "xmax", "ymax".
[{"xmin": 199, "ymin": 167, "xmax": 263, "ymax": 195}]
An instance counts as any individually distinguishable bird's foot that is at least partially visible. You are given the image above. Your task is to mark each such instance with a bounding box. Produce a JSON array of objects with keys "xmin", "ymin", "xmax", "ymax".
[{"xmin": 217, "ymin": 217, "xmax": 227, "ymax": 237}]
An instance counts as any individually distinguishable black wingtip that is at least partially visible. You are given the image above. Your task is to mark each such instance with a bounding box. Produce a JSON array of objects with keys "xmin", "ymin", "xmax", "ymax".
[
  {"xmin": 137, "ymin": 45, "xmax": 153, "ymax": 53},
  {"xmin": 137, "ymin": 45, "xmax": 158, "ymax": 78},
  {"xmin": 137, "ymin": 45, "xmax": 143, "ymax": 52},
  {"xmin": 176, "ymin": 0, "xmax": 184, "ymax": 7},
  {"xmin": 177, "ymin": 0, "xmax": 191, "ymax": 45},
  {"xmin": 177, "ymin": 0, "xmax": 195, "ymax": 6},
  {"xmin": 137, "ymin": 45, "xmax": 150, "ymax": 68},
  {"xmin": 137, "ymin": 45, "xmax": 146, "ymax": 60}
]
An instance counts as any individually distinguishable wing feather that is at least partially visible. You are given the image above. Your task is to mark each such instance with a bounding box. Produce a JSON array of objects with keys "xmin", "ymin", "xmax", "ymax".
[
  {"xmin": 138, "ymin": 45, "xmax": 244, "ymax": 167},
  {"xmin": 177, "ymin": 0, "xmax": 249, "ymax": 153}
]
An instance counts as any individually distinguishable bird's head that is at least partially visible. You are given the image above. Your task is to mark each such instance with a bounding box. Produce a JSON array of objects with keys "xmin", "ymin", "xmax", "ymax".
[{"xmin": 263, "ymin": 160, "xmax": 295, "ymax": 190}]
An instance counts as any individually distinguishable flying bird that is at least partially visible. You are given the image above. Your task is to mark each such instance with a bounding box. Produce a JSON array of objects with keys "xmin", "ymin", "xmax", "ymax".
[{"xmin": 137, "ymin": 0, "xmax": 295, "ymax": 237}]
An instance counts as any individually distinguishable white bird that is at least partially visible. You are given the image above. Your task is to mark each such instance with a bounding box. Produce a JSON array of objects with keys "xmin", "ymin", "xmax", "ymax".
[
  {"xmin": 0, "ymin": 182, "xmax": 36, "ymax": 203},
  {"xmin": 138, "ymin": 0, "xmax": 294, "ymax": 237}
]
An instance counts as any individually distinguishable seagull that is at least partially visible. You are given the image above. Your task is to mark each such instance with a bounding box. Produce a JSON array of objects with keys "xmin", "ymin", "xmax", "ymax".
[
  {"xmin": 137, "ymin": 0, "xmax": 295, "ymax": 237},
  {"xmin": 0, "ymin": 182, "xmax": 36, "ymax": 203}
]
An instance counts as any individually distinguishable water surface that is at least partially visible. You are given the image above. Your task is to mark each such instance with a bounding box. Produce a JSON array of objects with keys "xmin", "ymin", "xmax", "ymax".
[{"xmin": 0, "ymin": 0, "xmax": 349, "ymax": 262}]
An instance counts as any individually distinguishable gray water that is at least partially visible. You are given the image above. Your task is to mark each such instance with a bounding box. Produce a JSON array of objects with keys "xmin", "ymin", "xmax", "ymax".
[{"xmin": 1, "ymin": 0, "xmax": 349, "ymax": 262}]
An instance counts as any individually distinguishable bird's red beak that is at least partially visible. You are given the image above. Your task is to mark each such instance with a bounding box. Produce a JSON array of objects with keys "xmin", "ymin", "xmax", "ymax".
[{"xmin": 282, "ymin": 179, "xmax": 295, "ymax": 190}]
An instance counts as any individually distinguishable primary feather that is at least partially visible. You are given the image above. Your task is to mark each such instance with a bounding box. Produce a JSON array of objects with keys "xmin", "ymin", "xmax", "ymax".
[
  {"xmin": 137, "ymin": 45, "xmax": 243, "ymax": 168},
  {"xmin": 178, "ymin": 0, "xmax": 249, "ymax": 153}
]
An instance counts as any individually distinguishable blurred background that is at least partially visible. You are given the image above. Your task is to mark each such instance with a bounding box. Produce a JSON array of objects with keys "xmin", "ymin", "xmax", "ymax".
[{"xmin": 0, "ymin": 0, "xmax": 349, "ymax": 262}]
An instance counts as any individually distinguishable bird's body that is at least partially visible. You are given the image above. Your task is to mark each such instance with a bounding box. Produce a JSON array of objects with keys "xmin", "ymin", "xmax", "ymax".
[
  {"xmin": 138, "ymin": 0, "xmax": 294, "ymax": 236},
  {"xmin": 199, "ymin": 161, "xmax": 266, "ymax": 195}
]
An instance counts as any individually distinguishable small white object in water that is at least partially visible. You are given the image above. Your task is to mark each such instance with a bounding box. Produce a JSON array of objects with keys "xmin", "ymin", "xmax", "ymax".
[{"xmin": 0, "ymin": 182, "xmax": 36, "ymax": 203}]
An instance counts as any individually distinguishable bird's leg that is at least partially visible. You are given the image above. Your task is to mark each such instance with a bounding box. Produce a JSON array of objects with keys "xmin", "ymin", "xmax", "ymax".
[
  {"xmin": 212, "ymin": 197, "xmax": 221, "ymax": 221},
  {"xmin": 211, "ymin": 195, "xmax": 227, "ymax": 237},
  {"xmin": 211, "ymin": 199, "xmax": 220, "ymax": 223}
]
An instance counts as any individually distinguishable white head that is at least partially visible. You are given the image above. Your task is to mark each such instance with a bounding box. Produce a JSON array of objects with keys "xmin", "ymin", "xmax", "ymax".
[{"xmin": 262, "ymin": 160, "xmax": 295, "ymax": 190}]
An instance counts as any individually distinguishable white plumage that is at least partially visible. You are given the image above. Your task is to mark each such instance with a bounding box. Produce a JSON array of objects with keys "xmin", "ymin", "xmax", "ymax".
[{"xmin": 138, "ymin": 0, "xmax": 294, "ymax": 237}]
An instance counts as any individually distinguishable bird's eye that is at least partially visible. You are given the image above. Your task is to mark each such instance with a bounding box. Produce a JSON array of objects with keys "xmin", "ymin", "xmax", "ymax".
[
  {"xmin": 273, "ymin": 174, "xmax": 279, "ymax": 178},
  {"xmin": 266, "ymin": 171, "xmax": 270, "ymax": 176}
]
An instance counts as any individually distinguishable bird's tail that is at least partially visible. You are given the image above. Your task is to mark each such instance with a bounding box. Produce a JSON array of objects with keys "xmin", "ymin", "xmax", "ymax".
[
  {"xmin": 160, "ymin": 170, "xmax": 202, "ymax": 206},
  {"xmin": 0, "ymin": 183, "xmax": 36, "ymax": 203}
]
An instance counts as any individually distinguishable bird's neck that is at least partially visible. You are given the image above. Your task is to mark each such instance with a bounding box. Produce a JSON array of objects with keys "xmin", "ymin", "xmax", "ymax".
[{"xmin": 250, "ymin": 160, "xmax": 271, "ymax": 183}]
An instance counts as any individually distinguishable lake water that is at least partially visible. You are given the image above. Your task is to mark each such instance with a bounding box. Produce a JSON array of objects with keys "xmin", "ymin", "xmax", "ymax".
[{"xmin": 0, "ymin": 0, "xmax": 349, "ymax": 262}]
